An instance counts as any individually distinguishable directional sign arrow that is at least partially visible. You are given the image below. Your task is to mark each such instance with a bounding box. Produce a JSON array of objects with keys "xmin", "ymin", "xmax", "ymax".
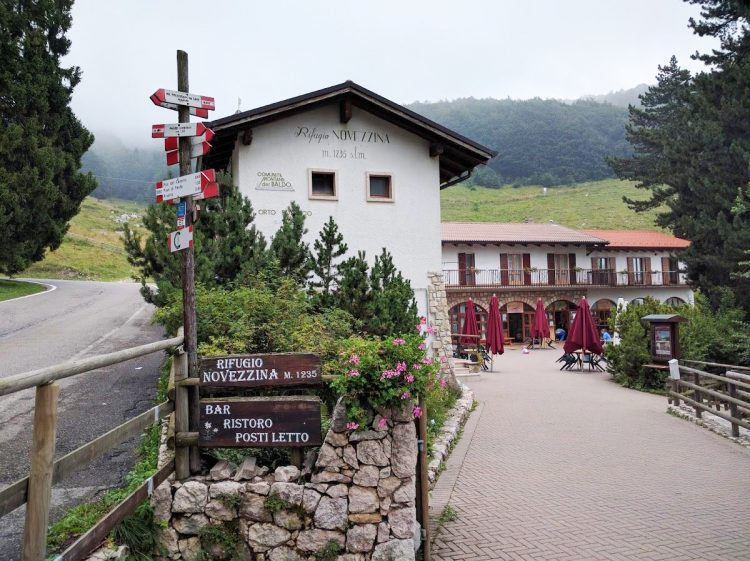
[
  {"xmin": 166, "ymin": 141, "xmax": 212, "ymax": 166},
  {"xmin": 164, "ymin": 130, "xmax": 214, "ymax": 150},
  {"xmin": 167, "ymin": 226, "xmax": 193, "ymax": 253},
  {"xmin": 152, "ymin": 100, "xmax": 209, "ymax": 119},
  {"xmin": 151, "ymin": 89, "xmax": 215, "ymax": 111},
  {"xmin": 193, "ymin": 182, "xmax": 220, "ymax": 201},
  {"xmin": 152, "ymin": 122, "xmax": 212, "ymax": 139},
  {"xmin": 155, "ymin": 169, "xmax": 216, "ymax": 203}
]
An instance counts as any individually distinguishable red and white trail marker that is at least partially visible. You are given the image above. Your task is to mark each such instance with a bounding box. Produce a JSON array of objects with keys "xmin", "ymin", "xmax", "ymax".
[
  {"xmin": 155, "ymin": 169, "xmax": 216, "ymax": 203},
  {"xmin": 193, "ymin": 182, "xmax": 220, "ymax": 201},
  {"xmin": 152, "ymin": 100, "xmax": 209, "ymax": 119},
  {"xmin": 152, "ymin": 122, "xmax": 212, "ymax": 138},
  {"xmin": 166, "ymin": 142, "xmax": 212, "ymax": 166},
  {"xmin": 151, "ymin": 89, "xmax": 215, "ymax": 111},
  {"xmin": 164, "ymin": 130, "xmax": 214, "ymax": 150},
  {"xmin": 167, "ymin": 226, "xmax": 193, "ymax": 253}
]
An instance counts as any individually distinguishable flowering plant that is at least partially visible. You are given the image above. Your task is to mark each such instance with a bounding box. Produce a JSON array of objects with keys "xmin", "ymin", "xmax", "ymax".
[{"xmin": 329, "ymin": 332, "xmax": 440, "ymax": 429}]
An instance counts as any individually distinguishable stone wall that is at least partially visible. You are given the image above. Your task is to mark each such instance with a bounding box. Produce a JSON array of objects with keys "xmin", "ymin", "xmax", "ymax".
[
  {"xmin": 427, "ymin": 272, "xmax": 457, "ymax": 383},
  {"xmin": 151, "ymin": 402, "xmax": 420, "ymax": 561}
]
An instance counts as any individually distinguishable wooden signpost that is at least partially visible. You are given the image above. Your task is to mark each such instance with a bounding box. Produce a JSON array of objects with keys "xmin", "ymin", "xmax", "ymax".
[
  {"xmin": 199, "ymin": 397, "xmax": 322, "ymax": 448},
  {"xmin": 151, "ymin": 88, "xmax": 216, "ymax": 111},
  {"xmin": 200, "ymin": 353, "xmax": 321, "ymax": 388}
]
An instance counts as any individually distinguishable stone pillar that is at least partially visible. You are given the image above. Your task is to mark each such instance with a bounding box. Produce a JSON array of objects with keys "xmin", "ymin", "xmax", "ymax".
[{"xmin": 427, "ymin": 272, "xmax": 458, "ymax": 389}]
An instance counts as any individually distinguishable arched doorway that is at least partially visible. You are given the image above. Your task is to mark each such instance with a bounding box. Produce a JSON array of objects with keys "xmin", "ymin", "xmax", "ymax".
[
  {"xmin": 547, "ymin": 300, "xmax": 578, "ymax": 332},
  {"xmin": 591, "ymin": 299, "xmax": 615, "ymax": 331},
  {"xmin": 666, "ymin": 296, "xmax": 686, "ymax": 307},
  {"xmin": 449, "ymin": 302, "xmax": 488, "ymax": 345},
  {"xmin": 500, "ymin": 301, "xmax": 535, "ymax": 342}
]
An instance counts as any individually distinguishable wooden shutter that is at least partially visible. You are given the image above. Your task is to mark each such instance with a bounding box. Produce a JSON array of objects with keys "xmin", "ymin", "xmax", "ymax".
[
  {"xmin": 467, "ymin": 253, "xmax": 476, "ymax": 286},
  {"xmin": 569, "ymin": 253, "xmax": 577, "ymax": 285},
  {"xmin": 644, "ymin": 257, "xmax": 652, "ymax": 286},
  {"xmin": 500, "ymin": 253, "xmax": 509, "ymax": 286},
  {"xmin": 626, "ymin": 257, "xmax": 634, "ymax": 286},
  {"xmin": 607, "ymin": 257, "xmax": 616, "ymax": 286},
  {"xmin": 458, "ymin": 252, "xmax": 467, "ymax": 286},
  {"xmin": 662, "ymin": 257, "xmax": 670, "ymax": 285},
  {"xmin": 547, "ymin": 253, "xmax": 555, "ymax": 285},
  {"xmin": 523, "ymin": 253, "xmax": 531, "ymax": 285}
]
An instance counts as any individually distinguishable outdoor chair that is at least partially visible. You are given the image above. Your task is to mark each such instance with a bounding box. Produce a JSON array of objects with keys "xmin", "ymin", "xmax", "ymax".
[
  {"xmin": 559, "ymin": 353, "xmax": 578, "ymax": 370},
  {"xmin": 589, "ymin": 354, "xmax": 606, "ymax": 372}
]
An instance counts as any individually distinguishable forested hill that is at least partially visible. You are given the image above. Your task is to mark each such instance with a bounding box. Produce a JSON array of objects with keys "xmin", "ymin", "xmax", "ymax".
[{"xmin": 408, "ymin": 97, "xmax": 631, "ymax": 186}]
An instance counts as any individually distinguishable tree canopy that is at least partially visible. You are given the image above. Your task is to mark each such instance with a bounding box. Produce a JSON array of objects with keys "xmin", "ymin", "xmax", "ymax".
[{"xmin": 0, "ymin": 0, "xmax": 96, "ymax": 274}]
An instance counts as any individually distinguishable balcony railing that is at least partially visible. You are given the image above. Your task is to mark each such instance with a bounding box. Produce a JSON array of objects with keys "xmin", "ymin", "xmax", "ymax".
[{"xmin": 443, "ymin": 268, "xmax": 688, "ymax": 289}]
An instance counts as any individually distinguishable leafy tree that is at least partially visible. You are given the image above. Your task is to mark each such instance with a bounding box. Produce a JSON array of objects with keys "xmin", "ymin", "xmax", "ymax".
[
  {"xmin": 308, "ymin": 216, "xmax": 348, "ymax": 309},
  {"xmin": 123, "ymin": 172, "xmax": 266, "ymax": 305},
  {"xmin": 366, "ymin": 249, "xmax": 419, "ymax": 336},
  {"xmin": 270, "ymin": 201, "xmax": 310, "ymax": 284},
  {"xmin": 0, "ymin": 0, "xmax": 96, "ymax": 274}
]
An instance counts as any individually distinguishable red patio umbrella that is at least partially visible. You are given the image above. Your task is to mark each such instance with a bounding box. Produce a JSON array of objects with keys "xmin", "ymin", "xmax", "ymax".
[
  {"xmin": 460, "ymin": 299, "xmax": 480, "ymax": 346},
  {"xmin": 485, "ymin": 295, "xmax": 505, "ymax": 355},
  {"xmin": 531, "ymin": 298, "xmax": 550, "ymax": 339},
  {"xmin": 564, "ymin": 297, "xmax": 603, "ymax": 355}
]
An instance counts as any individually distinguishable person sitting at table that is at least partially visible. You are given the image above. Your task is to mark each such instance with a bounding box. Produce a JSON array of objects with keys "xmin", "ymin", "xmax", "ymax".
[{"xmin": 601, "ymin": 328, "xmax": 612, "ymax": 343}]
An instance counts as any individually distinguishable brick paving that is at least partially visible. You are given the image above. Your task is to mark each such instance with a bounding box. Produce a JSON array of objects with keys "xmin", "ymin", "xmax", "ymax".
[{"xmin": 431, "ymin": 349, "xmax": 750, "ymax": 561}]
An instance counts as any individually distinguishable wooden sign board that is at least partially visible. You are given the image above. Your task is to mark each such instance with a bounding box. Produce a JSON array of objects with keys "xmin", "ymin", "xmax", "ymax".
[
  {"xmin": 199, "ymin": 353, "xmax": 321, "ymax": 388},
  {"xmin": 199, "ymin": 397, "xmax": 322, "ymax": 448}
]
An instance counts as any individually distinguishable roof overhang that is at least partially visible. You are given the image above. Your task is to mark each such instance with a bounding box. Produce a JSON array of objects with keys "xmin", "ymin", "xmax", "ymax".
[{"xmin": 203, "ymin": 81, "xmax": 496, "ymax": 187}]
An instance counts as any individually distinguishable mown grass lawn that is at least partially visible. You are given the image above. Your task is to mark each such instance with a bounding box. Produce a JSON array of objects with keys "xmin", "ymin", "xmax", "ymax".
[
  {"xmin": 23, "ymin": 198, "xmax": 146, "ymax": 282},
  {"xmin": 0, "ymin": 279, "xmax": 46, "ymax": 302},
  {"xmin": 441, "ymin": 178, "xmax": 666, "ymax": 231}
]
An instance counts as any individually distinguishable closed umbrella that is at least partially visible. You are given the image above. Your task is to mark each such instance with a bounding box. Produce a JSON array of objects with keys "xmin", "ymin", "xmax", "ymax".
[
  {"xmin": 485, "ymin": 295, "xmax": 505, "ymax": 355},
  {"xmin": 564, "ymin": 297, "xmax": 603, "ymax": 355},
  {"xmin": 460, "ymin": 299, "xmax": 480, "ymax": 346},
  {"xmin": 531, "ymin": 298, "xmax": 550, "ymax": 341}
]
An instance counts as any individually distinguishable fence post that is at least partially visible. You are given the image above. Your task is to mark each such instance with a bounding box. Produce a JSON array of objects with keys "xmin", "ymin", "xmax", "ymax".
[
  {"xmin": 692, "ymin": 371, "xmax": 702, "ymax": 419},
  {"xmin": 727, "ymin": 374, "xmax": 741, "ymax": 438},
  {"xmin": 668, "ymin": 359, "xmax": 680, "ymax": 407},
  {"xmin": 416, "ymin": 396, "xmax": 430, "ymax": 561},
  {"xmin": 174, "ymin": 331, "xmax": 190, "ymax": 480},
  {"xmin": 22, "ymin": 383, "xmax": 60, "ymax": 561}
]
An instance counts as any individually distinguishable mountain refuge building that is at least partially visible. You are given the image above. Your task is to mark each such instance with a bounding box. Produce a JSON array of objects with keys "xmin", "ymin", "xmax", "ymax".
[{"xmin": 205, "ymin": 81, "xmax": 495, "ymax": 316}]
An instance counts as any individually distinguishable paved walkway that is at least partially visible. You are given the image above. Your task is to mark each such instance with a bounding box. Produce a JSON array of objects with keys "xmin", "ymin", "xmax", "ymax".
[{"xmin": 431, "ymin": 348, "xmax": 750, "ymax": 561}]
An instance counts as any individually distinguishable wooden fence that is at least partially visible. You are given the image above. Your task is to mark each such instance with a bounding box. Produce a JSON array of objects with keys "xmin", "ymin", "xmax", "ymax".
[
  {"xmin": 667, "ymin": 359, "xmax": 750, "ymax": 438},
  {"xmin": 0, "ymin": 333, "xmax": 183, "ymax": 561}
]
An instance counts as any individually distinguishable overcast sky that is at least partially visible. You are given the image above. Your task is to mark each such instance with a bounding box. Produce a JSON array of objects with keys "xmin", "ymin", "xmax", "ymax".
[{"xmin": 65, "ymin": 0, "xmax": 717, "ymax": 145}]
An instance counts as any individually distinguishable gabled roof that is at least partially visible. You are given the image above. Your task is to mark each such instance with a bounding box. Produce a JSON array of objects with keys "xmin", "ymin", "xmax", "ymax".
[
  {"xmin": 442, "ymin": 222, "xmax": 608, "ymax": 245},
  {"xmin": 581, "ymin": 230, "xmax": 690, "ymax": 250},
  {"xmin": 203, "ymin": 81, "xmax": 496, "ymax": 187}
]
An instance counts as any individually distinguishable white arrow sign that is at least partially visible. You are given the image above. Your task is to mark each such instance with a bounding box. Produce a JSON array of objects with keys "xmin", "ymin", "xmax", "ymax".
[
  {"xmin": 151, "ymin": 89, "xmax": 215, "ymax": 111},
  {"xmin": 152, "ymin": 122, "xmax": 212, "ymax": 138},
  {"xmin": 167, "ymin": 226, "xmax": 193, "ymax": 253},
  {"xmin": 152, "ymin": 100, "xmax": 209, "ymax": 119},
  {"xmin": 155, "ymin": 169, "xmax": 216, "ymax": 203},
  {"xmin": 164, "ymin": 130, "xmax": 214, "ymax": 151}
]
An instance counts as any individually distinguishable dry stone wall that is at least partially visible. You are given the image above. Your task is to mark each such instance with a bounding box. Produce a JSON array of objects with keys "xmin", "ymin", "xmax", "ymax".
[
  {"xmin": 427, "ymin": 272, "xmax": 457, "ymax": 384},
  {"xmin": 151, "ymin": 401, "xmax": 420, "ymax": 561}
]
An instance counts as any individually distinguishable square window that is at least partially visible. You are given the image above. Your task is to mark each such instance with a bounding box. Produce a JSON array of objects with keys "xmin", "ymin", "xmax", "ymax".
[
  {"xmin": 367, "ymin": 173, "xmax": 393, "ymax": 201},
  {"xmin": 309, "ymin": 170, "xmax": 336, "ymax": 199}
]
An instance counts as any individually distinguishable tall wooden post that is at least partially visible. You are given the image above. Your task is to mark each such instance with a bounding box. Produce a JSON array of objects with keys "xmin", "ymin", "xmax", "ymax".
[
  {"xmin": 416, "ymin": 397, "xmax": 430, "ymax": 561},
  {"xmin": 727, "ymin": 377, "xmax": 741, "ymax": 438},
  {"xmin": 176, "ymin": 50, "xmax": 201, "ymax": 474},
  {"xmin": 22, "ymin": 383, "xmax": 60, "ymax": 561}
]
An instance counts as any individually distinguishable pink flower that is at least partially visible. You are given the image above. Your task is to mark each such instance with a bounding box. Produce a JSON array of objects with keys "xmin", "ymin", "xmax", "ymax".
[
  {"xmin": 396, "ymin": 361, "xmax": 407, "ymax": 372},
  {"xmin": 349, "ymin": 354, "xmax": 361, "ymax": 365},
  {"xmin": 426, "ymin": 326, "xmax": 434, "ymax": 335},
  {"xmin": 418, "ymin": 343, "xmax": 426, "ymax": 350},
  {"xmin": 405, "ymin": 374, "xmax": 415, "ymax": 383},
  {"xmin": 439, "ymin": 378, "xmax": 447, "ymax": 388},
  {"xmin": 347, "ymin": 369, "xmax": 360, "ymax": 377},
  {"xmin": 392, "ymin": 338, "xmax": 406, "ymax": 346},
  {"xmin": 420, "ymin": 317, "xmax": 427, "ymax": 324},
  {"xmin": 422, "ymin": 357, "xmax": 434, "ymax": 365},
  {"xmin": 400, "ymin": 391, "xmax": 411, "ymax": 400},
  {"xmin": 440, "ymin": 355, "xmax": 448, "ymax": 363},
  {"xmin": 377, "ymin": 417, "xmax": 388, "ymax": 429},
  {"xmin": 412, "ymin": 405, "xmax": 423, "ymax": 418},
  {"xmin": 346, "ymin": 421, "xmax": 359, "ymax": 431},
  {"xmin": 380, "ymin": 369, "xmax": 399, "ymax": 380},
  {"xmin": 412, "ymin": 363, "xmax": 422, "ymax": 370}
]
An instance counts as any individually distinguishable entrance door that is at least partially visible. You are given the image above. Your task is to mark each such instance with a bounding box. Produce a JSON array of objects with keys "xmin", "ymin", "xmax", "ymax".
[{"xmin": 508, "ymin": 313, "xmax": 523, "ymax": 342}]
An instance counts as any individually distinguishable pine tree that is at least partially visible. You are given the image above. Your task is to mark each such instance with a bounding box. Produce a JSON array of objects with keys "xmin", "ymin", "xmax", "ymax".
[
  {"xmin": 270, "ymin": 201, "xmax": 310, "ymax": 284},
  {"xmin": 308, "ymin": 217, "xmax": 348, "ymax": 309},
  {"xmin": 0, "ymin": 1, "xmax": 96, "ymax": 274},
  {"xmin": 335, "ymin": 251, "xmax": 370, "ymax": 322},
  {"xmin": 366, "ymin": 249, "xmax": 419, "ymax": 336}
]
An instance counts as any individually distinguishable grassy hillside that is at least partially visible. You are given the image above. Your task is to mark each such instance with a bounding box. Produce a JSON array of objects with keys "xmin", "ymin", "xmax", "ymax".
[
  {"xmin": 23, "ymin": 198, "xmax": 145, "ymax": 281},
  {"xmin": 440, "ymin": 179, "xmax": 664, "ymax": 230}
]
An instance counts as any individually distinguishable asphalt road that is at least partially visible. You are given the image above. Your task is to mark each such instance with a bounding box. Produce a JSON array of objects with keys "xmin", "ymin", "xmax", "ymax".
[{"xmin": 0, "ymin": 279, "xmax": 165, "ymax": 560}]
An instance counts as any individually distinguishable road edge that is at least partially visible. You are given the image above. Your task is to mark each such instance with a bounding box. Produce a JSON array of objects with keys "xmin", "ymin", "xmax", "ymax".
[{"xmin": 0, "ymin": 279, "xmax": 56, "ymax": 305}]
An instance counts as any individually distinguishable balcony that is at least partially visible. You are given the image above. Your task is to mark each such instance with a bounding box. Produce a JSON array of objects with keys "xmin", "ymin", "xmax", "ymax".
[{"xmin": 443, "ymin": 269, "xmax": 688, "ymax": 289}]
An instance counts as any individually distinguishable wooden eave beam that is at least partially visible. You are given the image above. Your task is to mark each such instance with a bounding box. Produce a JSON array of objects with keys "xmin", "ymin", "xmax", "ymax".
[{"xmin": 340, "ymin": 97, "xmax": 352, "ymax": 123}]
